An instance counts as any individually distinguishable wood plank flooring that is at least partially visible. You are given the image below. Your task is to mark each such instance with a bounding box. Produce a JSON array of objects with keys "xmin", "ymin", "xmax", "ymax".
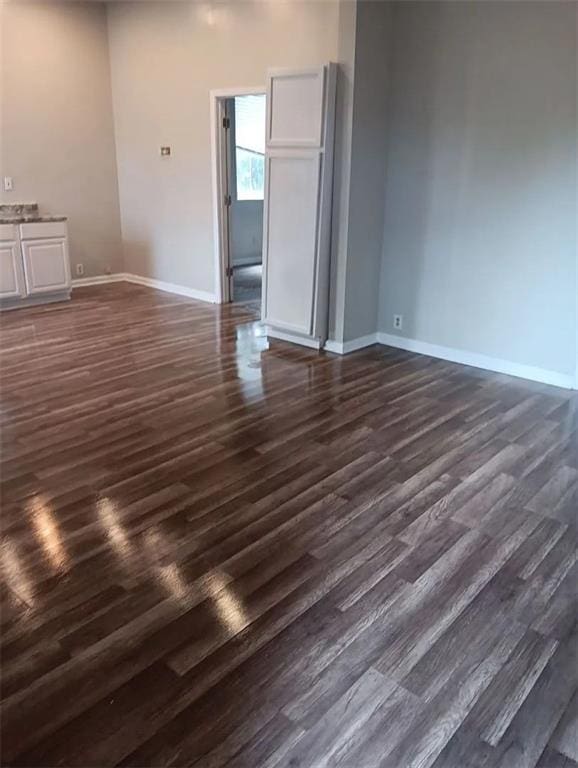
[{"xmin": 0, "ymin": 282, "xmax": 576, "ymax": 768}]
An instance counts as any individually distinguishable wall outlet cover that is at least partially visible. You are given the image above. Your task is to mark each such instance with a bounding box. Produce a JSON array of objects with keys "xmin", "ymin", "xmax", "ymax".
[
  {"xmin": 393, "ymin": 314, "xmax": 403, "ymax": 330},
  {"xmin": 76, "ymin": 264, "xmax": 84, "ymax": 276}
]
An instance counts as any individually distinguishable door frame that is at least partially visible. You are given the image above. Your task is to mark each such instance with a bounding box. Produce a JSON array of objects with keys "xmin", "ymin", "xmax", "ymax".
[{"xmin": 209, "ymin": 85, "xmax": 266, "ymax": 304}]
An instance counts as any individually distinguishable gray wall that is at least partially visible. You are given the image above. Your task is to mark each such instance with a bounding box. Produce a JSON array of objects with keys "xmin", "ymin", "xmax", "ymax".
[
  {"xmin": 378, "ymin": 1, "xmax": 577, "ymax": 379},
  {"xmin": 230, "ymin": 202, "xmax": 263, "ymax": 267},
  {"xmin": 107, "ymin": 0, "xmax": 342, "ymax": 296},
  {"xmin": 0, "ymin": 1, "xmax": 123, "ymax": 278},
  {"xmin": 342, "ymin": 0, "xmax": 392, "ymax": 342},
  {"xmin": 328, "ymin": 0, "xmax": 357, "ymax": 343}
]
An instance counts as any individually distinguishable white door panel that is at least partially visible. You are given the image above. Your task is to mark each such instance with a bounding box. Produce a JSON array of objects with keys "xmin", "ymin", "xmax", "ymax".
[
  {"xmin": 267, "ymin": 67, "xmax": 325, "ymax": 148},
  {"xmin": 0, "ymin": 243, "xmax": 26, "ymax": 298},
  {"xmin": 262, "ymin": 63, "xmax": 336, "ymax": 348},
  {"xmin": 22, "ymin": 238, "xmax": 70, "ymax": 294},
  {"xmin": 263, "ymin": 153, "xmax": 320, "ymax": 334}
]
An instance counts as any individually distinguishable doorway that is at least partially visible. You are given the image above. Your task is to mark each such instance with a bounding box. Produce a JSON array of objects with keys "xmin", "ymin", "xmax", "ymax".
[{"xmin": 211, "ymin": 88, "xmax": 266, "ymax": 311}]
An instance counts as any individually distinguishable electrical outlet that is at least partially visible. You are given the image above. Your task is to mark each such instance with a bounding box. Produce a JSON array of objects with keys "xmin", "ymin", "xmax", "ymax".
[
  {"xmin": 3, "ymin": 177, "xmax": 13, "ymax": 191},
  {"xmin": 75, "ymin": 264, "xmax": 84, "ymax": 277},
  {"xmin": 393, "ymin": 314, "xmax": 403, "ymax": 330},
  {"xmin": 104, "ymin": 265, "xmax": 112, "ymax": 275}
]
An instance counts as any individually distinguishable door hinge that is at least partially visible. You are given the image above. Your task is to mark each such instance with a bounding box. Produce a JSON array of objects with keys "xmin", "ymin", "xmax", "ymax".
[
  {"xmin": 224, "ymin": 194, "xmax": 232, "ymax": 207},
  {"xmin": 222, "ymin": 116, "xmax": 230, "ymax": 129},
  {"xmin": 226, "ymin": 266, "xmax": 234, "ymax": 277}
]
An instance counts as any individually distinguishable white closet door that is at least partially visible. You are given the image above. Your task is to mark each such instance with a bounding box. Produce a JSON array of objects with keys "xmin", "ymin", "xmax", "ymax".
[
  {"xmin": 264, "ymin": 151, "xmax": 320, "ymax": 334},
  {"xmin": 262, "ymin": 64, "xmax": 336, "ymax": 348}
]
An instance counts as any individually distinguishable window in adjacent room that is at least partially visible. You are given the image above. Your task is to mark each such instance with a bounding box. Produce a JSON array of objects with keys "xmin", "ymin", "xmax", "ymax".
[{"xmin": 234, "ymin": 95, "xmax": 266, "ymax": 201}]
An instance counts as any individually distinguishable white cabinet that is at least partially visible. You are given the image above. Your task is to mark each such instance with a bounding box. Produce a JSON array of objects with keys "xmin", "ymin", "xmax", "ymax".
[
  {"xmin": 262, "ymin": 64, "xmax": 337, "ymax": 349},
  {"xmin": 21, "ymin": 238, "xmax": 70, "ymax": 294},
  {"xmin": 0, "ymin": 220, "xmax": 71, "ymax": 309},
  {"xmin": 0, "ymin": 227, "xmax": 26, "ymax": 299},
  {"xmin": 264, "ymin": 152, "xmax": 321, "ymax": 335}
]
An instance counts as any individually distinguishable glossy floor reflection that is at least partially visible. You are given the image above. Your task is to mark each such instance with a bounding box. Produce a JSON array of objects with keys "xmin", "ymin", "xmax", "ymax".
[{"xmin": 0, "ymin": 282, "xmax": 577, "ymax": 768}]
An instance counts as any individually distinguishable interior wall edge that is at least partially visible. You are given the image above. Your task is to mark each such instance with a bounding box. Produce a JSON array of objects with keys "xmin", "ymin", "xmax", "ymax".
[
  {"xmin": 326, "ymin": 0, "xmax": 358, "ymax": 345},
  {"xmin": 341, "ymin": 0, "xmax": 394, "ymax": 344}
]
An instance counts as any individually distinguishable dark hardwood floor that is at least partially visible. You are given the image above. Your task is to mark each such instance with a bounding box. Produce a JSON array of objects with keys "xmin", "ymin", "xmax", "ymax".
[{"xmin": 0, "ymin": 282, "xmax": 576, "ymax": 768}]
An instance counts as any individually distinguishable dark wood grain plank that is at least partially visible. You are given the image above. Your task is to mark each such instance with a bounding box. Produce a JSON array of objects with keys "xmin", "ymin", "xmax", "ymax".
[{"xmin": 1, "ymin": 283, "xmax": 576, "ymax": 768}]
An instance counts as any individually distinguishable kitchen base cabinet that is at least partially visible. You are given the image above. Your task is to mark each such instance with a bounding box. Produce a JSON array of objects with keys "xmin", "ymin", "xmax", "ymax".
[
  {"xmin": 0, "ymin": 219, "xmax": 71, "ymax": 310},
  {"xmin": 0, "ymin": 227, "xmax": 26, "ymax": 300},
  {"xmin": 22, "ymin": 238, "xmax": 70, "ymax": 295}
]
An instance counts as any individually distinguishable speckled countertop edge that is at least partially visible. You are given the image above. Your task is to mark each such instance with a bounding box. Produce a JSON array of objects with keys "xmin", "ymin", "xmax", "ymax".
[
  {"xmin": 0, "ymin": 215, "xmax": 68, "ymax": 223},
  {"xmin": 0, "ymin": 204, "xmax": 67, "ymax": 224}
]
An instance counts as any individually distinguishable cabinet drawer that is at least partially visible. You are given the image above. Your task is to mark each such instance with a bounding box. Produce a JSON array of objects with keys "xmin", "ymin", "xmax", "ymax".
[
  {"xmin": 0, "ymin": 224, "xmax": 17, "ymax": 241},
  {"xmin": 20, "ymin": 221, "xmax": 67, "ymax": 240}
]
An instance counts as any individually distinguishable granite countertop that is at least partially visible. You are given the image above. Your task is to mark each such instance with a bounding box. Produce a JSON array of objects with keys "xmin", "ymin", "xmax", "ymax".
[
  {"xmin": 0, "ymin": 203, "xmax": 67, "ymax": 224},
  {"xmin": 0, "ymin": 214, "xmax": 68, "ymax": 223}
]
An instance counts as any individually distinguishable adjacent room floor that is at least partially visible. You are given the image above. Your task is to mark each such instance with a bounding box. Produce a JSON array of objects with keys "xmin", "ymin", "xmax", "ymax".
[
  {"xmin": 233, "ymin": 264, "xmax": 262, "ymax": 311},
  {"xmin": 1, "ymin": 283, "xmax": 576, "ymax": 768}
]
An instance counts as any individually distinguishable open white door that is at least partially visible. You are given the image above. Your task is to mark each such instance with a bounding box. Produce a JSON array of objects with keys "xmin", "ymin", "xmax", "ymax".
[{"xmin": 261, "ymin": 64, "xmax": 337, "ymax": 349}]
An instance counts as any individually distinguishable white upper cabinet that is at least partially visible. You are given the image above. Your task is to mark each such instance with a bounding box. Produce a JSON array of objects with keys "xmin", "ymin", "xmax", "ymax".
[
  {"xmin": 267, "ymin": 67, "xmax": 325, "ymax": 148},
  {"xmin": 262, "ymin": 63, "xmax": 337, "ymax": 349}
]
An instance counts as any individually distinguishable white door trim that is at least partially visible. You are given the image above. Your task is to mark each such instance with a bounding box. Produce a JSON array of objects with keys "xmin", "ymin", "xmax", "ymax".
[{"xmin": 209, "ymin": 85, "xmax": 265, "ymax": 304}]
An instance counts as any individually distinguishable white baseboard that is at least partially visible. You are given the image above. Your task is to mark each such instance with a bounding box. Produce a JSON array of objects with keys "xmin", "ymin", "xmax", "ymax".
[
  {"xmin": 72, "ymin": 274, "xmax": 127, "ymax": 287},
  {"xmin": 72, "ymin": 273, "xmax": 216, "ymax": 304},
  {"xmin": 123, "ymin": 273, "xmax": 216, "ymax": 303},
  {"xmin": 266, "ymin": 327, "xmax": 322, "ymax": 350},
  {"xmin": 324, "ymin": 333, "xmax": 379, "ymax": 355},
  {"xmin": 377, "ymin": 332, "xmax": 576, "ymax": 390},
  {"xmin": 68, "ymin": 278, "xmax": 575, "ymax": 390}
]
